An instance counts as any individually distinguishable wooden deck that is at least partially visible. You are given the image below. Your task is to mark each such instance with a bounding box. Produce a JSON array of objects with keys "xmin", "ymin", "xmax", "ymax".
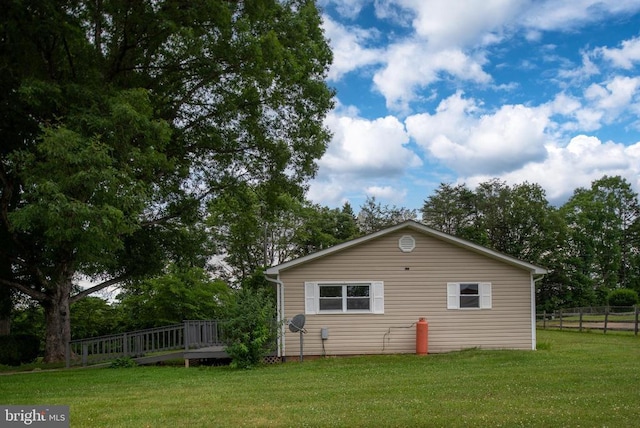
[{"xmin": 183, "ymin": 345, "xmax": 228, "ymax": 367}]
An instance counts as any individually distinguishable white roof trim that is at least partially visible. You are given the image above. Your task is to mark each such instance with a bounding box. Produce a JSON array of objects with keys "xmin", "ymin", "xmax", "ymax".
[{"xmin": 265, "ymin": 220, "xmax": 548, "ymax": 276}]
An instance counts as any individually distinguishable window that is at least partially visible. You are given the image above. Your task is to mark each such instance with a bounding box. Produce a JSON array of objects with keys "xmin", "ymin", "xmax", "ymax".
[
  {"xmin": 447, "ymin": 282, "xmax": 491, "ymax": 309},
  {"xmin": 305, "ymin": 282, "xmax": 384, "ymax": 314}
]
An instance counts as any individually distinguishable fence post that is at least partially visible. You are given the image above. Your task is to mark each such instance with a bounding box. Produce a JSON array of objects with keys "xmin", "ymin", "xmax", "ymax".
[
  {"xmin": 123, "ymin": 332, "xmax": 128, "ymax": 357},
  {"xmin": 635, "ymin": 306, "xmax": 639, "ymax": 336},
  {"xmin": 604, "ymin": 306, "xmax": 609, "ymax": 334},
  {"xmin": 543, "ymin": 310, "xmax": 546, "ymax": 329},
  {"xmin": 559, "ymin": 309, "xmax": 563, "ymax": 330},
  {"xmin": 579, "ymin": 308, "xmax": 583, "ymax": 332}
]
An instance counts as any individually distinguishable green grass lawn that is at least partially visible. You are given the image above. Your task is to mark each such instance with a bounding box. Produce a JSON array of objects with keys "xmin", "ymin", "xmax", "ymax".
[{"xmin": 1, "ymin": 330, "xmax": 639, "ymax": 427}]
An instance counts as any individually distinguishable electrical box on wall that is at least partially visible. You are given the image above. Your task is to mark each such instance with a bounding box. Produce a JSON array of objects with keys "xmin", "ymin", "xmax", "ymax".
[{"xmin": 321, "ymin": 327, "xmax": 329, "ymax": 340}]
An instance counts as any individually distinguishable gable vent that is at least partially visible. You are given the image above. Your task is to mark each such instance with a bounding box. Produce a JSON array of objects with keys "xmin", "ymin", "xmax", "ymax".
[{"xmin": 398, "ymin": 235, "xmax": 415, "ymax": 252}]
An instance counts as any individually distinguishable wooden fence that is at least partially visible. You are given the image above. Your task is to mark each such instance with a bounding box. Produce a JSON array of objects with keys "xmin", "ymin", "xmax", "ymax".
[
  {"xmin": 66, "ymin": 320, "xmax": 225, "ymax": 367},
  {"xmin": 537, "ymin": 306, "xmax": 640, "ymax": 335}
]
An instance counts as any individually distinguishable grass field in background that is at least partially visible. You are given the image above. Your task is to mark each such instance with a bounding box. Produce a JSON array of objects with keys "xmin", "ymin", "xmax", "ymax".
[{"xmin": 1, "ymin": 330, "xmax": 639, "ymax": 427}]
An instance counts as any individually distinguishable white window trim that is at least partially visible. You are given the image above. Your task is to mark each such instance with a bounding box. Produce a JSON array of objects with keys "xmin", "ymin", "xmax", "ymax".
[
  {"xmin": 447, "ymin": 282, "xmax": 492, "ymax": 310},
  {"xmin": 304, "ymin": 281, "xmax": 384, "ymax": 315}
]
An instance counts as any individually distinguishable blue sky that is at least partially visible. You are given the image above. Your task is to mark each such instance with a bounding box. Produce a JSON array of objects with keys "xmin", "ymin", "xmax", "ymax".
[{"xmin": 306, "ymin": 0, "xmax": 640, "ymax": 211}]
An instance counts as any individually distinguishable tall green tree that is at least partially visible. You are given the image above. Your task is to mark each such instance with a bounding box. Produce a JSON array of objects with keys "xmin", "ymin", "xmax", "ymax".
[
  {"xmin": 422, "ymin": 180, "xmax": 566, "ymax": 310},
  {"xmin": 357, "ymin": 196, "xmax": 417, "ymax": 235},
  {"xmin": 117, "ymin": 265, "xmax": 230, "ymax": 330},
  {"xmin": 0, "ymin": 0, "xmax": 333, "ymax": 362},
  {"xmin": 209, "ymin": 189, "xmax": 359, "ymax": 283},
  {"xmin": 292, "ymin": 202, "xmax": 360, "ymax": 256},
  {"xmin": 560, "ymin": 176, "xmax": 640, "ymax": 304},
  {"xmin": 421, "ymin": 183, "xmax": 480, "ymax": 240}
]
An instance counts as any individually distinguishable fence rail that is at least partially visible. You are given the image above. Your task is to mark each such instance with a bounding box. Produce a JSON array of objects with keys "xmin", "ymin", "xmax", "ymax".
[
  {"xmin": 537, "ymin": 306, "xmax": 640, "ymax": 335},
  {"xmin": 66, "ymin": 320, "xmax": 226, "ymax": 367}
]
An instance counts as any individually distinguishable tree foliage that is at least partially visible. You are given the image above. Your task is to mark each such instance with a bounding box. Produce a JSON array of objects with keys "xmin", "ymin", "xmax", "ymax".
[
  {"xmin": 117, "ymin": 265, "xmax": 231, "ymax": 330},
  {"xmin": 0, "ymin": 0, "xmax": 334, "ymax": 362},
  {"xmin": 209, "ymin": 189, "xmax": 359, "ymax": 283},
  {"xmin": 560, "ymin": 176, "xmax": 640, "ymax": 304},
  {"xmin": 358, "ymin": 196, "xmax": 417, "ymax": 235},
  {"xmin": 421, "ymin": 177, "xmax": 640, "ymax": 310},
  {"xmin": 70, "ymin": 297, "xmax": 122, "ymax": 339},
  {"xmin": 223, "ymin": 287, "xmax": 277, "ymax": 369}
]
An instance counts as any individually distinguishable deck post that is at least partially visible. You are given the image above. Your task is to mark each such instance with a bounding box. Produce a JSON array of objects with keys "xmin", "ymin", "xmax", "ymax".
[
  {"xmin": 184, "ymin": 321, "xmax": 189, "ymax": 351},
  {"xmin": 82, "ymin": 344, "xmax": 88, "ymax": 367}
]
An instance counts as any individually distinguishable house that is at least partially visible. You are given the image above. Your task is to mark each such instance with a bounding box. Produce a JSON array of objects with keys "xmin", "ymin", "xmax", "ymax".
[{"xmin": 265, "ymin": 220, "xmax": 547, "ymax": 359}]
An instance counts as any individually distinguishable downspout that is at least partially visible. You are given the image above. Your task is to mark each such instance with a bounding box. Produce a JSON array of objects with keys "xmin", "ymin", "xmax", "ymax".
[
  {"xmin": 265, "ymin": 275, "xmax": 285, "ymax": 358},
  {"xmin": 532, "ymin": 274, "xmax": 545, "ymax": 350}
]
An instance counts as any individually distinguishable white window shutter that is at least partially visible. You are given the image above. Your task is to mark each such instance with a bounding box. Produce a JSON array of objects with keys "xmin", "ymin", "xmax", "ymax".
[
  {"xmin": 372, "ymin": 281, "xmax": 384, "ymax": 314},
  {"xmin": 480, "ymin": 282, "xmax": 492, "ymax": 309},
  {"xmin": 304, "ymin": 282, "xmax": 317, "ymax": 314},
  {"xmin": 447, "ymin": 283, "xmax": 459, "ymax": 309}
]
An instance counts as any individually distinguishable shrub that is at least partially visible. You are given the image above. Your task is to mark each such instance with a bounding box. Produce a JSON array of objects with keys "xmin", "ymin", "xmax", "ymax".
[
  {"xmin": 223, "ymin": 288, "xmax": 278, "ymax": 369},
  {"xmin": 607, "ymin": 289, "xmax": 639, "ymax": 307},
  {"xmin": 109, "ymin": 357, "xmax": 138, "ymax": 368},
  {"xmin": 0, "ymin": 335, "xmax": 40, "ymax": 366}
]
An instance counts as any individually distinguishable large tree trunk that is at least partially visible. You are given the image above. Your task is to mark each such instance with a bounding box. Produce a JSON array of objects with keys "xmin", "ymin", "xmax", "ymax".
[
  {"xmin": 0, "ymin": 285, "xmax": 11, "ymax": 336},
  {"xmin": 0, "ymin": 255, "xmax": 13, "ymax": 336},
  {"xmin": 42, "ymin": 279, "xmax": 72, "ymax": 363}
]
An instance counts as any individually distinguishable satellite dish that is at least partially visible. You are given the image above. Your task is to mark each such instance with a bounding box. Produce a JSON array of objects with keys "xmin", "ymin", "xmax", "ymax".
[
  {"xmin": 288, "ymin": 314, "xmax": 306, "ymax": 333},
  {"xmin": 288, "ymin": 314, "xmax": 307, "ymax": 362}
]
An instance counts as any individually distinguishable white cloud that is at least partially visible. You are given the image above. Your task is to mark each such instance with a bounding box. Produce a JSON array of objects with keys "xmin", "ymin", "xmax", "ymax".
[
  {"xmin": 584, "ymin": 76, "xmax": 640, "ymax": 119},
  {"xmin": 396, "ymin": 0, "xmax": 521, "ymax": 49},
  {"xmin": 598, "ymin": 36, "xmax": 640, "ymax": 69},
  {"xmin": 318, "ymin": 0, "xmax": 369, "ymax": 20},
  {"xmin": 405, "ymin": 92, "xmax": 549, "ymax": 175},
  {"xmin": 557, "ymin": 51, "xmax": 600, "ymax": 83},
  {"xmin": 521, "ymin": 0, "xmax": 640, "ymax": 32},
  {"xmin": 366, "ymin": 185, "xmax": 407, "ymax": 203},
  {"xmin": 322, "ymin": 15, "xmax": 384, "ymax": 81},
  {"xmin": 550, "ymin": 76, "xmax": 640, "ymax": 131},
  {"xmin": 308, "ymin": 109, "xmax": 423, "ymax": 207},
  {"xmin": 320, "ymin": 113, "xmax": 422, "ymax": 175},
  {"xmin": 373, "ymin": 42, "xmax": 491, "ymax": 110},
  {"xmin": 314, "ymin": 2, "xmax": 640, "ymax": 209},
  {"xmin": 464, "ymin": 136, "xmax": 640, "ymax": 204}
]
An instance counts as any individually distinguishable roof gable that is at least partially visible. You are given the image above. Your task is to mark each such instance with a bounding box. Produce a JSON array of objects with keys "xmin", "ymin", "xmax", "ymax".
[{"xmin": 265, "ymin": 220, "xmax": 548, "ymax": 276}]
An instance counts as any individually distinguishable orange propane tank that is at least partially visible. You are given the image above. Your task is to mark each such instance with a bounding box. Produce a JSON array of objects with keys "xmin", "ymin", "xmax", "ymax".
[{"xmin": 416, "ymin": 318, "xmax": 428, "ymax": 355}]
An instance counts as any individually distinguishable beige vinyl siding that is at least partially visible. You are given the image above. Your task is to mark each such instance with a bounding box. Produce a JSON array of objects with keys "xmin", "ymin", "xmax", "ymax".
[{"xmin": 279, "ymin": 229, "xmax": 534, "ymax": 357}]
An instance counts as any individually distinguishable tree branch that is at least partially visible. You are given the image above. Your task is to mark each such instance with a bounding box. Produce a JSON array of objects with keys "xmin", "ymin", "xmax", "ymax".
[
  {"xmin": 70, "ymin": 274, "xmax": 129, "ymax": 303},
  {"xmin": 0, "ymin": 278, "xmax": 47, "ymax": 302}
]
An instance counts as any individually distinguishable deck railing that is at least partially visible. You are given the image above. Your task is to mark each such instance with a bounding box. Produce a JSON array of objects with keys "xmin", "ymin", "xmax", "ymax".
[{"xmin": 66, "ymin": 320, "xmax": 226, "ymax": 367}]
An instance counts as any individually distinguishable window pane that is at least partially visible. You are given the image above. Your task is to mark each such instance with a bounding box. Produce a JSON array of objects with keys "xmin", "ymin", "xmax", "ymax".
[
  {"xmin": 460, "ymin": 296, "xmax": 480, "ymax": 308},
  {"xmin": 460, "ymin": 284, "xmax": 479, "ymax": 295},
  {"xmin": 347, "ymin": 297, "xmax": 370, "ymax": 310},
  {"xmin": 320, "ymin": 286, "xmax": 342, "ymax": 298},
  {"xmin": 319, "ymin": 298, "xmax": 343, "ymax": 311},
  {"xmin": 347, "ymin": 285, "xmax": 369, "ymax": 297}
]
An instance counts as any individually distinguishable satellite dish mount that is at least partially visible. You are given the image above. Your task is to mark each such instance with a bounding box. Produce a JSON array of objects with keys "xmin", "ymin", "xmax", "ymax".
[{"xmin": 288, "ymin": 314, "xmax": 306, "ymax": 362}]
